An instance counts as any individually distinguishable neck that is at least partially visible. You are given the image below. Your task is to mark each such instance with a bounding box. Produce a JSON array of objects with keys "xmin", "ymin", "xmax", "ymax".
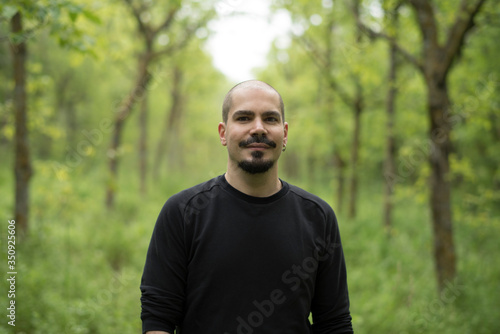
[{"xmin": 225, "ymin": 164, "xmax": 282, "ymax": 197}]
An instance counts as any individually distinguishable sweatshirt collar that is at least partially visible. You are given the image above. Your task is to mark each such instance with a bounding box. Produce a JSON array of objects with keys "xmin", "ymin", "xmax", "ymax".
[{"xmin": 218, "ymin": 174, "xmax": 289, "ymax": 204}]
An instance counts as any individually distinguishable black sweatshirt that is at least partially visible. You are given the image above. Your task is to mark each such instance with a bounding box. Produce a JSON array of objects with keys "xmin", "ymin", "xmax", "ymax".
[{"xmin": 141, "ymin": 175, "xmax": 353, "ymax": 334}]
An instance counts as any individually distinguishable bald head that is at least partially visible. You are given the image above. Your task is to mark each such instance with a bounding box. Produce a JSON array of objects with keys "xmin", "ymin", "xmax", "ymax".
[{"xmin": 222, "ymin": 80, "xmax": 285, "ymax": 123}]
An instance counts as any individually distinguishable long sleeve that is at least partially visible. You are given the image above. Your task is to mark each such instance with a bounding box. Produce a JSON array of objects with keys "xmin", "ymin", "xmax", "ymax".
[
  {"xmin": 140, "ymin": 177, "xmax": 353, "ymax": 333},
  {"xmin": 310, "ymin": 210, "xmax": 353, "ymax": 333},
  {"xmin": 140, "ymin": 197, "xmax": 187, "ymax": 334}
]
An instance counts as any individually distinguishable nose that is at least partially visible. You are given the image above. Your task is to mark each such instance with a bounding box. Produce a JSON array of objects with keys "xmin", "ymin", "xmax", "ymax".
[{"xmin": 250, "ymin": 118, "xmax": 267, "ymax": 136}]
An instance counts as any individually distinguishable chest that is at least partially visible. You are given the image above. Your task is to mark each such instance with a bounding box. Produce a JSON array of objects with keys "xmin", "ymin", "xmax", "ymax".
[{"xmin": 184, "ymin": 202, "xmax": 326, "ymax": 289}]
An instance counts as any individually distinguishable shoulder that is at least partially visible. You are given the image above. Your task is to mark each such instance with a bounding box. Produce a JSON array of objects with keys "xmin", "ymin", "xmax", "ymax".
[
  {"xmin": 285, "ymin": 183, "xmax": 342, "ymax": 241},
  {"xmin": 287, "ymin": 183, "xmax": 332, "ymax": 210},
  {"xmin": 286, "ymin": 182, "xmax": 336, "ymax": 219},
  {"xmin": 161, "ymin": 176, "xmax": 221, "ymax": 216},
  {"xmin": 151, "ymin": 177, "xmax": 223, "ymax": 233},
  {"xmin": 163, "ymin": 176, "xmax": 222, "ymax": 213}
]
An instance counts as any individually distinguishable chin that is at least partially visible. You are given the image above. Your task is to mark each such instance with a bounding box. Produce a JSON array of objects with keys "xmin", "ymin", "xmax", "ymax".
[{"xmin": 238, "ymin": 158, "xmax": 275, "ymax": 174}]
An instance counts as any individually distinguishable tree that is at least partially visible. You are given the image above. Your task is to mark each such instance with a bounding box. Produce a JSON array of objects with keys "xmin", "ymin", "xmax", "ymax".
[
  {"xmin": 382, "ymin": 2, "xmax": 402, "ymax": 231},
  {"xmin": 2, "ymin": 0, "xmax": 96, "ymax": 235},
  {"xmin": 10, "ymin": 12, "xmax": 31, "ymax": 236},
  {"xmin": 105, "ymin": 0, "xmax": 215, "ymax": 208},
  {"xmin": 277, "ymin": 0, "xmax": 376, "ymax": 218},
  {"xmin": 355, "ymin": 0, "xmax": 490, "ymax": 291},
  {"xmin": 154, "ymin": 64, "xmax": 184, "ymax": 178}
]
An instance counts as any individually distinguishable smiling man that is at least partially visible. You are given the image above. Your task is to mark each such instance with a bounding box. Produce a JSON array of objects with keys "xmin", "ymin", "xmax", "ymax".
[
  {"xmin": 140, "ymin": 80, "xmax": 353, "ymax": 334},
  {"xmin": 219, "ymin": 81, "xmax": 288, "ymax": 196}
]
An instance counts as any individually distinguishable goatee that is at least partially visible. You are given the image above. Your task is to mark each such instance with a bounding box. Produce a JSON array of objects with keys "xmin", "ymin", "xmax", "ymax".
[
  {"xmin": 237, "ymin": 136, "xmax": 276, "ymax": 174},
  {"xmin": 238, "ymin": 151, "xmax": 274, "ymax": 174}
]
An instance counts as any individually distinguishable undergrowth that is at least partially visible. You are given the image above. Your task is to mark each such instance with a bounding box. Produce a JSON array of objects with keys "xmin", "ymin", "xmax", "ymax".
[{"xmin": 0, "ymin": 160, "xmax": 499, "ymax": 333}]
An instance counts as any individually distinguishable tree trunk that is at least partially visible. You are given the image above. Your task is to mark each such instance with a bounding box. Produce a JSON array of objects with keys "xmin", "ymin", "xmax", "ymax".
[
  {"xmin": 347, "ymin": 0, "xmax": 365, "ymax": 220},
  {"xmin": 356, "ymin": 0, "xmax": 487, "ymax": 295},
  {"xmin": 427, "ymin": 77, "xmax": 456, "ymax": 291},
  {"xmin": 333, "ymin": 151, "xmax": 346, "ymax": 214},
  {"xmin": 57, "ymin": 72, "xmax": 78, "ymax": 148},
  {"xmin": 11, "ymin": 12, "xmax": 32, "ymax": 236},
  {"xmin": 154, "ymin": 66, "xmax": 183, "ymax": 178},
  {"xmin": 106, "ymin": 55, "xmax": 151, "ymax": 208},
  {"xmin": 138, "ymin": 90, "xmax": 148, "ymax": 195},
  {"xmin": 383, "ymin": 41, "xmax": 398, "ymax": 231},
  {"xmin": 348, "ymin": 88, "xmax": 362, "ymax": 219},
  {"xmin": 166, "ymin": 67, "xmax": 184, "ymax": 169},
  {"xmin": 0, "ymin": 116, "xmax": 7, "ymax": 146}
]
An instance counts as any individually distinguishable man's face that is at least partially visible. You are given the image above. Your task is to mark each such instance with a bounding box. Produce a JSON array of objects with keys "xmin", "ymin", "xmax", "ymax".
[{"xmin": 218, "ymin": 87, "xmax": 288, "ymax": 174}]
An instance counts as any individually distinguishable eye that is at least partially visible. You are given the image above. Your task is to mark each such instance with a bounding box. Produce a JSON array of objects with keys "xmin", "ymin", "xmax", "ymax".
[
  {"xmin": 265, "ymin": 116, "xmax": 279, "ymax": 123},
  {"xmin": 237, "ymin": 116, "xmax": 250, "ymax": 121}
]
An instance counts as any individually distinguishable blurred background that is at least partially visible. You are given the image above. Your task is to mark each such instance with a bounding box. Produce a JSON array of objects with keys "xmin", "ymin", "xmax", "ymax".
[{"xmin": 1, "ymin": 0, "xmax": 499, "ymax": 333}]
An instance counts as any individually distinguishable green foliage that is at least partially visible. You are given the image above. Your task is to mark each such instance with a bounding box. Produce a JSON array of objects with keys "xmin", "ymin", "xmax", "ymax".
[
  {"xmin": 0, "ymin": 0, "xmax": 98, "ymax": 52},
  {"xmin": 0, "ymin": 0, "xmax": 499, "ymax": 332},
  {"xmin": 0, "ymin": 160, "xmax": 150, "ymax": 333},
  {"xmin": 339, "ymin": 182, "xmax": 500, "ymax": 334},
  {"xmin": 1, "ymin": 158, "xmax": 499, "ymax": 333}
]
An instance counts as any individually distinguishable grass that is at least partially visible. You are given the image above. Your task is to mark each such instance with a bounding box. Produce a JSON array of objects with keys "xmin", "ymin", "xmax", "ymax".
[{"xmin": 0, "ymin": 159, "xmax": 499, "ymax": 333}]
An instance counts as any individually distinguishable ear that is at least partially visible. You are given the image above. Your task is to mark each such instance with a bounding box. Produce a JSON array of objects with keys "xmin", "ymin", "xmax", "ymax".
[
  {"xmin": 283, "ymin": 122, "xmax": 289, "ymax": 147},
  {"xmin": 218, "ymin": 122, "xmax": 227, "ymax": 146}
]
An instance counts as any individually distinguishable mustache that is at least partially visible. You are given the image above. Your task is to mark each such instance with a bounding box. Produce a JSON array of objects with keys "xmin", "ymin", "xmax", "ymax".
[{"xmin": 239, "ymin": 136, "xmax": 277, "ymax": 148}]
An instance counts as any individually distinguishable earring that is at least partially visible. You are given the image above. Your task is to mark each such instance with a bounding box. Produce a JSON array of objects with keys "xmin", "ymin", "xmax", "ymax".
[{"xmin": 282, "ymin": 145, "xmax": 286, "ymax": 152}]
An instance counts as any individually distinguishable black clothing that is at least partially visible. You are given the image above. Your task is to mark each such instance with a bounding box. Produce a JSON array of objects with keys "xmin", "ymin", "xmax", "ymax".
[{"xmin": 141, "ymin": 175, "xmax": 352, "ymax": 333}]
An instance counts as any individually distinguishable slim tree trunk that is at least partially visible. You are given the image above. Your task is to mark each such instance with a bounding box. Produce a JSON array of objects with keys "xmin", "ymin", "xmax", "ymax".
[
  {"xmin": 11, "ymin": 12, "xmax": 32, "ymax": 236},
  {"xmin": 166, "ymin": 67, "xmax": 184, "ymax": 169},
  {"xmin": 348, "ymin": 88, "xmax": 362, "ymax": 219},
  {"xmin": 427, "ymin": 78, "xmax": 456, "ymax": 291},
  {"xmin": 333, "ymin": 151, "xmax": 346, "ymax": 214},
  {"xmin": 57, "ymin": 73, "xmax": 78, "ymax": 148},
  {"xmin": 106, "ymin": 54, "xmax": 151, "ymax": 208},
  {"xmin": 153, "ymin": 106, "xmax": 170, "ymax": 179},
  {"xmin": 347, "ymin": 0, "xmax": 365, "ymax": 220},
  {"xmin": 383, "ymin": 41, "xmax": 398, "ymax": 231},
  {"xmin": 138, "ymin": 90, "xmax": 148, "ymax": 195},
  {"xmin": 154, "ymin": 66, "xmax": 183, "ymax": 178}
]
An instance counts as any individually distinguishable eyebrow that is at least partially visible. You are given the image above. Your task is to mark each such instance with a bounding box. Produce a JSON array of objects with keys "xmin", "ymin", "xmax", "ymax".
[
  {"xmin": 232, "ymin": 110, "xmax": 254, "ymax": 119},
  {"xmin": 262, "ymin": 111, "xmax": 282, "ymax": 121},
  {"xmin": 232, "ymin": 110, "xmax": 282, "ymax": 121}
]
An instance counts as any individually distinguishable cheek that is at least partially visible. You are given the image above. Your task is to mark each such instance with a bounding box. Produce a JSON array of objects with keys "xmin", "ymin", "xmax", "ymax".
[{"xmin": 227, "ymin": 128, "xmax": 244, "ymax": 141}]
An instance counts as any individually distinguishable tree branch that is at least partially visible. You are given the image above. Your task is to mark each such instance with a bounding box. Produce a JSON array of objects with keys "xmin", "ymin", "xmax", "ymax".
[
  {"xmin": 151, "ymin": 7, "xmax": 180, "ymax": 37},
  {"xmin": 123, "ymin": 0, "xmax": 151, "ymax": 40},
  {"xmin": 295, "ymin": 35, "xmax": 354, "ymax": 106},
  {"xmin": 295, "ymin": 35, "xmax": 329, "ymax": 69},
  {"xmin": 150, "ymin": 12, "xmax": 213, "ymax": 61},
  {"xmin": 442, "ymin": 0, "xmax": 488, "ymax": 72},
  {"xmin": 408, "ymin": 0, "xmax": 440, "ymax": 54},
  {"xmin": 351, "ymin": 0, "xmax": 423, "ymax": 72}
]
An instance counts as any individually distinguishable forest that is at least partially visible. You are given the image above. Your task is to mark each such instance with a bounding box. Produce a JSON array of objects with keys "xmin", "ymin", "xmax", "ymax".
[{"xmin": 0, "ymin": 0, "xmax": 499, "ymax": 333}]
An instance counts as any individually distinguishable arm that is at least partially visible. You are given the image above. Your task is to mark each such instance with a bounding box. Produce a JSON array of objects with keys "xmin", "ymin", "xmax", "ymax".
[
  {"xmin": 141, "ymin": 198, "xmax": 187, "ymax": 333},
  {"xmin": 311, "ymin": 210, "xmax": 353, "ymax": 334}
]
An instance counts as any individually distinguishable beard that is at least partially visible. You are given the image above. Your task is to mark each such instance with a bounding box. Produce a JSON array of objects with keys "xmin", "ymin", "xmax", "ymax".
[
  {"xmin": 238, "ymin": 150, "xmax": 275, "ymax": 174},
  {"xmin": 237, "ymin": 135, "xmax": 277, "ymax": 174}
]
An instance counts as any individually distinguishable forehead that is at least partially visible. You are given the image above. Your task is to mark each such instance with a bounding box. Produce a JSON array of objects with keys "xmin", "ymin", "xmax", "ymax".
[{"xmin": 229, "ymin": 87, "xmax": 281, "ymax": 113}]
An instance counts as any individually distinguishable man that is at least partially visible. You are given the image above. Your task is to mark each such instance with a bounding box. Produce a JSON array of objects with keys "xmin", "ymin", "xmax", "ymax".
[{"xmin": 140, "ymin": 80, "xmax": 353, "ymax": 333}]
